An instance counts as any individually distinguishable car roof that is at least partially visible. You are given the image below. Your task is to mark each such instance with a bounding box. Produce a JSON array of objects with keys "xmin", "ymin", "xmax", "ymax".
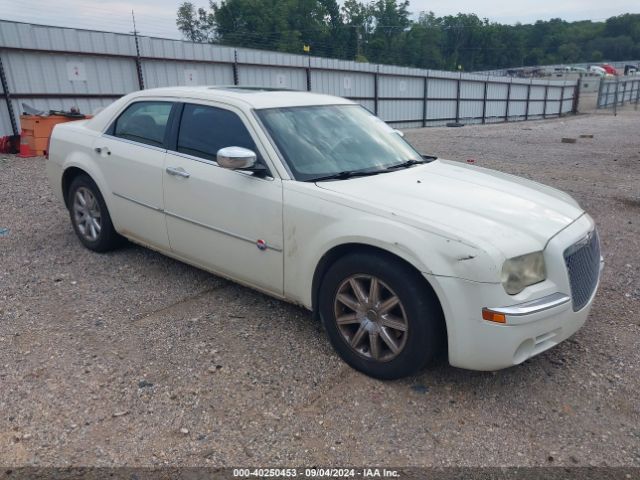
[{"xmin": 130, "ymin": 86, "xmax": 355, "ymax": 109}]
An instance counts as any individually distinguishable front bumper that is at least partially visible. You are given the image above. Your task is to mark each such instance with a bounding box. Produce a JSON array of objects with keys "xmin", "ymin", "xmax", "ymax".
[
  {"xmin": 428, "ymin": 214, "xmax": 602, "ymax": 371},
  {"xmin": 485, "ymin": 292, "xmax": 571, "ymax": 318}
]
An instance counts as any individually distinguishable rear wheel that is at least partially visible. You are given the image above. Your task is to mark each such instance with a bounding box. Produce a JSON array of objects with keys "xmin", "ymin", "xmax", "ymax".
[
  {"xmin": 67, "ymin": 174, "xmax": 122, "ymax": 252},
  {"xmin": 319, "ymin": 252, "xmax": 444, "ymax": 380}
]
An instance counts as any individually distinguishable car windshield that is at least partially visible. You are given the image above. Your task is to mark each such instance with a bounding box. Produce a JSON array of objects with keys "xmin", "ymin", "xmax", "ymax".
[{"xmin": 256, "ymin": 104, "xmax": 424, "ymax": 181}]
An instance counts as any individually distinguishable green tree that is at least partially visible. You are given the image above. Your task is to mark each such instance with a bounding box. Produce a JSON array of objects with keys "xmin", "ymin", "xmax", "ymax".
[
  {"xmin": 402, "ymin": 12, "xmax": 444, "ymax": 69},
  {"xmin": 591, "ymin": 50, "xmax": 604, "ymax": 62},
  {"xmin": 558, "ymin": 42, "xmax": 581, "ymax": 62},
  {"xmin": 176, "ymin": 2, "xmax": 214, "ymax": 42},
  {"xmin": 342, "ymin": 0, "xmax": 373, "ymax": 60},
  {"xmin": 175, "ymin": 3, "xmax": 640, "ymax": 70},
  {"xmin": 365, "ymin": 0, "xmax": 411, "ymax": 64}
]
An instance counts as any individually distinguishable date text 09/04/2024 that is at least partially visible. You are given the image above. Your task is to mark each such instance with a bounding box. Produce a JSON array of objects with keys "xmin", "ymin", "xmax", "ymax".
[{"xmin": 232, "ymin": 468, "xmax": 400, "ymax": 477}]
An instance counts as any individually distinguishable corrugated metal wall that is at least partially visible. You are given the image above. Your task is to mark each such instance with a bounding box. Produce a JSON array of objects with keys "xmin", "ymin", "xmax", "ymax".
[
  {"xmin": 597, "ymin": 77, "xmax": 640, "ymax": 109},
  {"xmin": 0, "ymin": 20, "xmax": 578, "ymax": 137},
  {"xmin": 3, "ymin": 50, "xmax": 138, "ymax": 94},
  {"xmin": 142, "ymin": 60, "xmax": 234, "ymax": 88}
]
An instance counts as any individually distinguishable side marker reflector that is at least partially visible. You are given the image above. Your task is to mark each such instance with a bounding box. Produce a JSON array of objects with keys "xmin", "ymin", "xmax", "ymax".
[{"xmin": 482, "ymin": 308, "xmax": 506, "ymax": 324}]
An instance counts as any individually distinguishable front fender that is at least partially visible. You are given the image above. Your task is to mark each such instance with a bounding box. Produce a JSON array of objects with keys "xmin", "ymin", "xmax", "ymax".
[{"xmin": 283, "ymin": 185, "xmax": 500, "ymax": 309}]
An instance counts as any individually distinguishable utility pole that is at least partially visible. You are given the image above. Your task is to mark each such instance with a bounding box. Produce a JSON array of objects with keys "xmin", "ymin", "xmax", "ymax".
[
  {"xmin": 131, "ymin": 10, "xmax": 145, "ymax": 90},
  {"xmin": 303, "ymin": 43, "xmax": 311, "ymax": 91},
  {"xmin": 0, "ymin": 55, "xmax": 18, "ymax": 137}
]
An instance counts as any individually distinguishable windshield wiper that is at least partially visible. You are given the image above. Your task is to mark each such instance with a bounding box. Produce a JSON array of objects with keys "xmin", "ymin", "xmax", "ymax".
[
  {"xmin": 308, "ymin": 154, "xmax": 438, "ymax": 182},
  {"xmin": 384, "ymin": 157, "xmax": 434, "ymax": 171},
  {"xmin": 309, "ymin": 169, "xmax": 386, "ymax": 182}
]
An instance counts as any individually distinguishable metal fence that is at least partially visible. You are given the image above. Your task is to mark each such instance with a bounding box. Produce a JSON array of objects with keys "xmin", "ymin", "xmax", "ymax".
[
  {"xmin": 0, "ymin": 19, "xmax": 579, "ymax": 137},
  {"xmin": 596, "ymin": 76, "xmax": 640, "ymax": 110}
]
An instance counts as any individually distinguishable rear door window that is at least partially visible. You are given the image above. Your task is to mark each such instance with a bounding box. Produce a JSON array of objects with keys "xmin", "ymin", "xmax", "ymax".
[
  {"xmin": 112, "ymin": 101, "xmax": 173, "ymax": 148},
  {"xmin": 176, "ymin": 104, "xmax": 258, "ymax": 161}
]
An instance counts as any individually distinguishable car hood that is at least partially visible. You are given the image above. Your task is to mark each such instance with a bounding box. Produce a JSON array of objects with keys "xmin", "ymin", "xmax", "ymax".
[{"xmin": 315, "ymin": 159, "xmax": 584, "ymax": 259}]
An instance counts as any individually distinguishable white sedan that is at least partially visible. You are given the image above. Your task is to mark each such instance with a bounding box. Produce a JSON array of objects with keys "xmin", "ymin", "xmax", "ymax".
[{"xmin": 46, "ymin": 87, "xmax": 602, "ymax": 379}]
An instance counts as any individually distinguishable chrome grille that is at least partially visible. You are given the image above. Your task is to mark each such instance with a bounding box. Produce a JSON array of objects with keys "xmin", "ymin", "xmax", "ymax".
[{"xmin": 564, "ymin": 229, "xmax": 601, "ymax": 311}]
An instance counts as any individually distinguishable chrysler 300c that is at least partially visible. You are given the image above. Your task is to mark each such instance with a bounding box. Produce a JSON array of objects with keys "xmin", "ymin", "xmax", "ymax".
[{"xmin": 46, "ymin": 87, "xmax": 603, "ymax": 379}]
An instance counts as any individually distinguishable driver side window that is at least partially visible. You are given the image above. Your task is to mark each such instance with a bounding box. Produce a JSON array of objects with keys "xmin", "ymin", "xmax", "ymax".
[{"xmin": 177, "ymin": 104, "xmax": 258, "ymax": 162}]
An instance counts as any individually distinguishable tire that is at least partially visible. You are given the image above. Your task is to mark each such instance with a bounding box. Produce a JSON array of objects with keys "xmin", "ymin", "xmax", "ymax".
[
  {"xmin": 67, "ymin": 174, "xmax": 122, "ymax": 252},
  {"xmin": 319, "ymin": 252, "xmax": 444, "ymax": 380}
]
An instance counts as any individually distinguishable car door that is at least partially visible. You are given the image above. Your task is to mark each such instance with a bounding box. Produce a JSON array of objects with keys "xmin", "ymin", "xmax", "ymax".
[
  {"xmin": 163, "ymin": 102, "xmax": 284, "ymax": 295},
  {"xmin": 95, "ymin": 100, "xmax": 174, "ymax": 250}
]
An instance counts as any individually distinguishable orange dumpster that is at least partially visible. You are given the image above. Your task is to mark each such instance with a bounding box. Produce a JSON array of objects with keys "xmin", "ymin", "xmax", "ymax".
[{"xmin": 19, "ymin": 115, "xmax": 90, "ymax": 157}]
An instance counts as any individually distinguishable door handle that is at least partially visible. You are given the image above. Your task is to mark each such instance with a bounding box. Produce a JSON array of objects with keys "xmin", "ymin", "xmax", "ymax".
[
  {"xmin": 94, "ymin": 146, "xmax": 111, "ymax": 155},
  {"xmin": 166, "ymin": 166, "xmax": 190, "ymax": 178}
]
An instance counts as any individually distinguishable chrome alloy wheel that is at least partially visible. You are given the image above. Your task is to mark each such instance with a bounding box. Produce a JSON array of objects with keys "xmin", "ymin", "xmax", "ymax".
[
  {"xmin": 73, "ymin": 187, "xmax": 102, "ymax": 242},
  {"xmin": 333, "ymin": 274, "xmax": 409, "ymax": 361}
]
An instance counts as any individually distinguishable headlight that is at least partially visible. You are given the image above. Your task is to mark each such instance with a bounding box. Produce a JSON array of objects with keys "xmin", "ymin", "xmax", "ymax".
[{"xmin": 501, "ymin": 251, "xmax": 546, "ymax": 295}]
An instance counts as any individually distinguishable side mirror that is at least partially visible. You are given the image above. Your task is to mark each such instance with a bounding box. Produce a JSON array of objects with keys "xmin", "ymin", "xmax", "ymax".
[
  {"xmin": 217, "ymin": 146, "xmax": 257, "ymax": 170},
  {"xmin": 393, "ymin": 129, "xmax": 405, "ymax": 137}
]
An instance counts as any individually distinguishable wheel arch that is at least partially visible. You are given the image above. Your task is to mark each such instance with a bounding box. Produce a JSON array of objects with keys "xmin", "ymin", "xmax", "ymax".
[
  {"xmin": 60, "ymin": 159, "xmax": 113, "ymax": 214},
  {"xmin": 61, "ymin": 166, "xmax": 90, "ymax": 209},
  {"xmin": 311, "ymin": 243, "xmax": 447, "ymax": 346}
]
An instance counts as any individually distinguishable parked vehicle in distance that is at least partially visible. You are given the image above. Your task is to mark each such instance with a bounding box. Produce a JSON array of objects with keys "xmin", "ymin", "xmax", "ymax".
[
  {"xmin": 46, "ymin": 87, "xmax": 603, "ymax": 379},
  {"xmin": 589, "ymin": 65, "xmax": 607, "ymax": 77},
  {"xmin": 624, "ymin": 65, "xmax": 638, "ymax": 76},
  {"xmin": 600, "ymin": 64, "xmax": 619, "ymax": 76}
]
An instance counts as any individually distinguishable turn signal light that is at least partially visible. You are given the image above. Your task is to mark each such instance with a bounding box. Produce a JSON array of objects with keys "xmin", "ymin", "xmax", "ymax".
[{"xmin": 482, "ymin": 308, "xmax": 506, "ymax": 324}]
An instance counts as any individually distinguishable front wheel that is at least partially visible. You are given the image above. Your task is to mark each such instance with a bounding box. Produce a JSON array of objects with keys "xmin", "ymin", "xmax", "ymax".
[
  {"xmin": 319, "ymin": 252, "xmax": 444, "ymax": 380},
  {"xmin": 67, "ymin": 174, "xmax": 122, "ymax": 252}
]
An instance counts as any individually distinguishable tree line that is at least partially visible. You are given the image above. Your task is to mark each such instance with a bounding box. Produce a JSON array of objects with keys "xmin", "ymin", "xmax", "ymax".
[{"xmin": 176, "ymin": 0, "xmax": 640, "ymax": 71}]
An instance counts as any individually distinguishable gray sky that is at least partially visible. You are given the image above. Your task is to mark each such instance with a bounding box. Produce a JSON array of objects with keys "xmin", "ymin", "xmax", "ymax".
[{"xmin": 0, "ymin": 0, "xmax": 638, "ymax": 39}]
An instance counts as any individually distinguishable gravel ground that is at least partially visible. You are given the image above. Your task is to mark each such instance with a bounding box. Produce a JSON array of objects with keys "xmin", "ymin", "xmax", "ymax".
[{"xmin": 0, "ymin": 107, "xmax": 639, "ymax": 468}]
